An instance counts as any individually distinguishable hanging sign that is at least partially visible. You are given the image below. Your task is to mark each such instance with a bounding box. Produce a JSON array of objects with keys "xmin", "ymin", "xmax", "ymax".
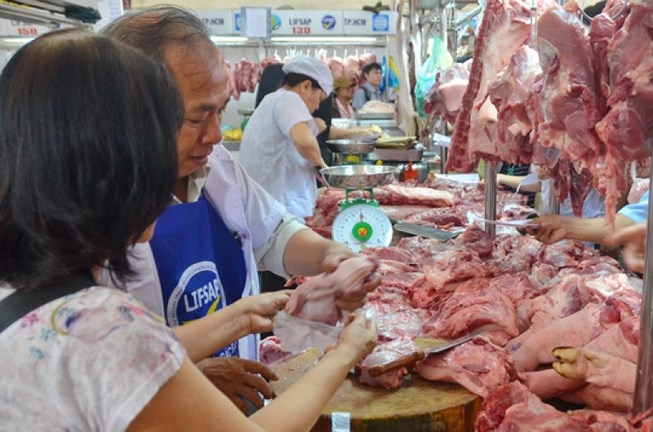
[
  {"xmin": 0, "ymin": 20, "xmax": 55, "ymax": 37},
  {"xmin": 197, "ymin": 10, "xmax": 234, "ymax": 36},
  {"xmin": 269, "ymin": 10, "xmax": 343, "ymax": 36},
  {"xmin": 342, "ymin": 11, "xmax": 398, "ymax": 35},
  {"xmin": 240, "ymin": 7, "xmax": 271, "ymax": 39}
]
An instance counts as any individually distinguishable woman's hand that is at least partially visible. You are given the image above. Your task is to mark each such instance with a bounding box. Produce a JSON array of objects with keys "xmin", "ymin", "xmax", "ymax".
[
  {"xmin": 234, "ymin": 290, "xmax": 292, "ymax": 335},
  {"xmin": 330, "ymin": 311, "xmax": 378, "ymax": 361}
]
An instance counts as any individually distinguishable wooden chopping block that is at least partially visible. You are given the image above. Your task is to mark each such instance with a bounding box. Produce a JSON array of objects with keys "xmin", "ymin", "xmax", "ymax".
[{"xmin": 270, "ymin": 348, "xmax": 481, "ymax": 432}]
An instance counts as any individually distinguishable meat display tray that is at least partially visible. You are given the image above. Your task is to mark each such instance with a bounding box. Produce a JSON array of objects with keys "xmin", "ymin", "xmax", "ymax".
[
  {"xmin": 368, "ymin": 148, "xmax": 424, "ymax": 162},
  {"xmin": 356, "ymin": 112, "xmax": 395, "ymax": 120}
]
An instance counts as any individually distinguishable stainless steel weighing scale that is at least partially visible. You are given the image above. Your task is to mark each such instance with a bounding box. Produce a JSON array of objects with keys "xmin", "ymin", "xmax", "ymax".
[
  {"xmin": 320, "ymin": 165, "xmax": 397, "ymax": 253},
  {"xmin": 325, "ymin": 139, "xmax": 376, "ymax": 166}
]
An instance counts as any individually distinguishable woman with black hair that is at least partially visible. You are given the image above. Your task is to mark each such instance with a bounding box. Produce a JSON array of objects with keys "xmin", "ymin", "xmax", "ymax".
[{"xmin": 0, "ymin": 29, "xmax": 377, "ymax": 431}]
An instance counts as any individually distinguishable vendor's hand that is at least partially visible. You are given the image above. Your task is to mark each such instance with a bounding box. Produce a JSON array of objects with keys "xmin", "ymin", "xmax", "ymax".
[
  {"xmin": 336, "ymin": 271, "xmax": 381, "ymax": 311},
  {"xmin": 234, "ymin": 290, "xmax": 292, "ymax": 334},
  {"xmin": 320, "ymin": 240, "xmax": 357, "ymax": 273},
  {"xmin": 320, "ymin": 244, "xmax": 381, "ymax": 310},
  {"xmin": 197, "ymin": 357, "xmax": 278, "ymax": 413},
  {"xmin": 526, "ymin": 214, "xmax": 570, "ymax": 244},
  {"xmin": 314, "ymin": 117, "xmax": 327, "ymax": 134},
  {"xmin": 605, "ymin": 222, "xmax": 647, "ymax": 274}
]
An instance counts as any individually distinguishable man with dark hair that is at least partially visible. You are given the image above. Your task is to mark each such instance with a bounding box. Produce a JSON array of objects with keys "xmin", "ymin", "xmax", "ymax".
[
  {"xmin": 100, "ymin": 5, "xmax": 379, "ymax": 413},
  {"xmin": 352, "ymin": 61, "xmax": 389, "ymax": 110}
]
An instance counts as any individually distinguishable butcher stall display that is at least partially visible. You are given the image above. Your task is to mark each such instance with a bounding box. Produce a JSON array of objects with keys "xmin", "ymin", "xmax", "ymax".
[{"xmin": 263, "ymin": 225, "xmax": 649, "ymax": 431}]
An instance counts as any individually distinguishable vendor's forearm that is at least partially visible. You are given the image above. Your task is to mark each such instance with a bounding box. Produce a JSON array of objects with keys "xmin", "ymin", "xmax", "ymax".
[
  {"xmin": 173, "ymin": 305, "xmax": 248, "ymax": 362},
  {"xmin": 282, "ymin": 229, "xmax": 337, "ymax": 276},
  {"xmin": 497, "ymin": 174, "xmax": 540, "ymax": 192},
  {"xmin": 566, "ymin": 214, "xmax": 635, "ymax": 244}
]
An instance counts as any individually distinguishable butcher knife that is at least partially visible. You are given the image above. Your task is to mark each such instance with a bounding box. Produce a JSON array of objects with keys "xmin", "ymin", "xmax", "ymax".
[
  {"xmin": 367, "ymin": 331, "xmax": 486, "ymax": 378},
  {"xmin": 393, "ymin": 222, "xmax": 460, "ymax": 241}
]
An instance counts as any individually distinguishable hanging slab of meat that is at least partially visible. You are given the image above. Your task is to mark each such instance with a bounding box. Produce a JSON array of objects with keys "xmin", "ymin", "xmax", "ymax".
[
  {"xmin": 328, "ymin": 56, "xmax": 345, "ymax": 79},
  {"xmin": 475, "ymin": 381, "xmax": 589, "ymax": 431},
  {"xmin": 536, "ymin": 3, "xmax": 603, "ymax": 168},
  {"xmin": 535, "ymin": 5, "xmax": 605, "ymax": 216},
  {"xmin": 488, "ymin": 46, "xmax": 542, "ymax": 165},
  {"xmin": 595, "ymin": 0, "xmax": 653, "ymax": 163},
  {"xmin": 284, "ymin": 256, "xmax": 378, "ymax": 326},
  {"xmin": 224, "ymin": 61, "xmax": 240, "ymax": 101},
  {"xmin": 415, "ymin": 337, "xmax": 516, "ymax": 398},
  {"xmin": 424, "ymin": 60, "xmax": 472, "ymax": 125},
  {"xmin": 594, "ymin": 0, "xmax": 653, "ymax": 224},
  {"xmin": 446, "ymin": 0, "xmax": 554, "ymax": 172}
]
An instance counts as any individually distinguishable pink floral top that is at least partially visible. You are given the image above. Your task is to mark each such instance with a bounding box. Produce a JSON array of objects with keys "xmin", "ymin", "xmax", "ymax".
[{"xmin": 0, "ymin": 286, "xmax": 186, "ymax": 431}]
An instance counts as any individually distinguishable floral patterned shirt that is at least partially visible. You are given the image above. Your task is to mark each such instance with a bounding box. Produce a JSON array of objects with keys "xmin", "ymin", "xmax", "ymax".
[{"xmin": 0, "ymin": 286, "xmax": 186, "ymax": 431}]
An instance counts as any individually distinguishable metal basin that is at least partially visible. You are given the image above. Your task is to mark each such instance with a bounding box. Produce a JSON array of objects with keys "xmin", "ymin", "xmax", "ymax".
[
  {"xmin": 326, "ymin": 139, "xmax": 376, "ymax": 155},
  {"xmin": 320, "ymin": 165, "xmax": 397, "ymax": 189}
]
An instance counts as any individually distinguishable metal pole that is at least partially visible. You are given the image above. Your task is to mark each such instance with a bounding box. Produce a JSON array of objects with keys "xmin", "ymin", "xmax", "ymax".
[
  {"xmin": 633, "ymin": 172, "xmax": 653, "ymax": 416},
  {"xmin": 484, "ymin": 161, "xmax": 497, "ymax": 237}
]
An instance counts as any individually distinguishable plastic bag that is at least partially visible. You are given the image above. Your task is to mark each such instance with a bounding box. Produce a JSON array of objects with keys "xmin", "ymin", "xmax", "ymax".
[
  {"xmin": 380, "ymin": 55, "xmax": 401, "ymax": 94},
  {"xmin": 415, "ymin": 36, "xmax": 453, "ymax": 117}
]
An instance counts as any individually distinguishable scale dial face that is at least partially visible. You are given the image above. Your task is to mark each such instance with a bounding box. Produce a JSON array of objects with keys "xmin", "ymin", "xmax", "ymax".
[{"xmin": 332, "ymin": 204, "xmax": 393, "ymax": 253}]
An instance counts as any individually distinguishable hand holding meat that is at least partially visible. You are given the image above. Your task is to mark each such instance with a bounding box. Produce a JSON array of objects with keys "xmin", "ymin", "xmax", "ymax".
[
  {"xmin": 196, "ymin": 357, "xmax": 278, "ymax": 413},
  {"xmin": 605, "ymin": 222, "xmax": 647, "ymax": 273},
  {"xmin": 528, "ymin": 215, "xmax": 570, "ymax": 244},
  {"xmin": 326, "ymin": 311, "xmax": 378, "ymax": 363},
  {"xmin": 233, "ymin": 290, "xmax": 292, "ymax": 334},
  {"xmin": 285, "ymin": 256, "xmax": 379, "ymax": 325}
]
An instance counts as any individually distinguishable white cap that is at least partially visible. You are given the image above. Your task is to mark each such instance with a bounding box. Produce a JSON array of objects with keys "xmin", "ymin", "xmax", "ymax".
[{"xmin": 282, "ymin": 56, "xmax": 333, "ymax": 95}]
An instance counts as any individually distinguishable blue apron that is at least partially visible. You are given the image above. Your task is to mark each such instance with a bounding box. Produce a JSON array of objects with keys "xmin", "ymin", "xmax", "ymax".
[{"xmin": 149, "ymin": 194, "xmax": 247, "ymax": 357}]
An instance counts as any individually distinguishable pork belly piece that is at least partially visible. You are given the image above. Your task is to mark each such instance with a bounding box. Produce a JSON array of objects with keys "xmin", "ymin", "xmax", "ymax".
[
  {"xmin": 519, "ymin": 367, "xmax": 585, "ymax": 400},
  {"xmin": 363, "ymin": 301, "xmax": 423, "ymax": 341},
  {"xmin": 379, "ymin": 205, "xmax": 432, "ymax": 222},
  {"xmin": 415, "ymin": 337, "xmax": 516, "ymax": 398},
  {"xmin": 357, "ymin": 337, "xmax": 421, "ymax": 389},
  {"xmin": 401, "ymin": 207, "xmax": 467, "ymax": 231},
  {"xmin": 508, "ymin": 302, "xmax": 620, "ymax": 371},
  {"xmin": 421, "ymin": 247, "xmax": 490, "ymax": 293},
  {"xmin": 476, "ymin": 381, "xmax": 588, "ymax": 431},
  {"xmin": 536, "ymin": 240, "xmax": 586, "ymax": 269},
  {"xmin": 374, "ymin": 184, "xmax": 455, "ymax": 207},
  {"xmin": 569, "ymin": 409, "xmax": 633, "ymax": 432},
  {"xmin": 284, "ymin": 256, "xmax": 378, "ymax": 325},
  {"xmin": 422, "ymin": 277, "xmax": 519, "ymax": 339},
  {"xmin": 513, "ymin": 274, "xmax": 590, "ymax": 337},
  {"xmin": 359, "ymin": 246, "xmax": 417, "ymax": 266},
  {"xmin": 562, "ymin": 384, "xmax": 634, "ymax": 412},
  {"xmin": 451, "ymin": 226, "xmax": 494, "ymax": 258}
]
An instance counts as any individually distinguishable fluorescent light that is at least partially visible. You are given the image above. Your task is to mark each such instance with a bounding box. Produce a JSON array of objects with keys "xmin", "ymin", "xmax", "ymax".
[
  {"xmin": 0, "ymin": 37, "xmax": 35, "ymax": 46},
  {"xmin": 271, "ymin": 36, "xmax": 380, "ymax": 43},
  {"xmin": 210, "ymin": 36, "xmax": 249, "ymax": 43}
]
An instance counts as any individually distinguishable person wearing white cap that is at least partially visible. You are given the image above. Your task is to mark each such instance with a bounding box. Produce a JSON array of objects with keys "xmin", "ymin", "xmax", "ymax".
[{"xmin": 239, "ymin": 55, "xmax": 333, "ymax": 221}]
